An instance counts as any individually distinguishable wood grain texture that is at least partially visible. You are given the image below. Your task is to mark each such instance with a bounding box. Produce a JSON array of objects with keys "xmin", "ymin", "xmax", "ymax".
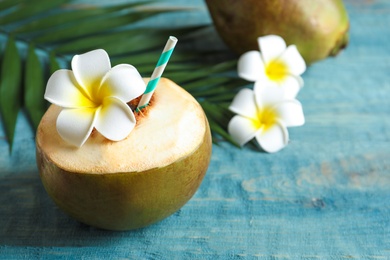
[{"xmin": 1, "ymin": 0, "xmax": 390, "ymax": 258}]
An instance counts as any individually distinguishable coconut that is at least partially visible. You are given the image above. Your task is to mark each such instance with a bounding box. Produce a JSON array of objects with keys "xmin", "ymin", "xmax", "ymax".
[
  {"xmin": 206, "ymin": 0, "xmax": 350, "ymax": 64},
  {"xmin": 36, "ymin": 78, "xmax": 212, "ymax": 231}
]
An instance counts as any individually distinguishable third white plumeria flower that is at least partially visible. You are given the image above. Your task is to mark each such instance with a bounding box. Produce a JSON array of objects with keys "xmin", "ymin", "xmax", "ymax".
[
  {"xmin": 238, "ymin": 35, "xmax": 306, "ymax": 99},
  {"xmin": 45, "ymin": 49, "xmax": 146, "ymax": 147},
  {"xmin": 228, "ymin": 85, "xmax": 305, "ymax": 153}
]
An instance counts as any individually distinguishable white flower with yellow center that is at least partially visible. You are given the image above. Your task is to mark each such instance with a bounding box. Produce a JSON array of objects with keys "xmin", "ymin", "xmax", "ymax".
[
  {"xmin": 238, "ymin": 35, "xmax": 306, "ymax": 99},
  {"xmin": 44, "ymin": 49, "xmax": 146, "ymax": 147},
  {"xmin": 228, "ymin": 85, "xmax": 305, "ymax": 153}
]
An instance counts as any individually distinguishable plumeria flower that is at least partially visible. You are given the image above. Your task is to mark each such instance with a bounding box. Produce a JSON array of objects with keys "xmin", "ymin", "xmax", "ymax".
[
  {"xmin": 238, "ymin": 35, "xmax": 306, "ymax": 99},
  {"xmin": 228, "ymin": 84, "xmax": 305, "ymax": 153},
  {"xmin": 44, "ymin": 49, "xmax": 146, "ymax": 147}
]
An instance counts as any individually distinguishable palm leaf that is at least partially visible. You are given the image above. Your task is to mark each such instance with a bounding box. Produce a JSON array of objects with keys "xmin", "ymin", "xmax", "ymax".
[
  {"xmin": 49, "ymin": 52, "xmax": 61, "ymax": 74},
  {"xmin": 24, "ymin": 44, "xmax": 47, "ymax": 131},
  {"xmin": 0, "ymin": 37, "xmax": 22, "ymax": 152},
  {"xmin": 0, "ymin": 0, "xmax": 244, "ymax": 151},
  {"xmin": 0, "ymin": 0, "xmax": 25, "ymax": 10},
  {"xmin": 0, "ymin": 0, "xmax": 69, "ymax": 26},
  {"xmin": 12, "ymin": 2, "xmax": 150, "ymax": 34}
]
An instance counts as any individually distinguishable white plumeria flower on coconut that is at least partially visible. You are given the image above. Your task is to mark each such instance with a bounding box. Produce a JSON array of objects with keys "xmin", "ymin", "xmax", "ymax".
[
  {"xmin": 238, "ymin": 35, "xmax": 306, "ymax": 99},
  {"xmin": 228, "ymin": 84, "xmax": 305, "ymax": 153},
  {"xmin": 44, "ymin": 49, "xmax": 146, "ymax": 147}
]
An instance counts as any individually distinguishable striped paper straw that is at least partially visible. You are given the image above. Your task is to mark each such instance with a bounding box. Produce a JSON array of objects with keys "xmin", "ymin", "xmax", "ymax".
[{"xmin": 136, "ymin": 36, "xmax": 178, "ymax": 110}]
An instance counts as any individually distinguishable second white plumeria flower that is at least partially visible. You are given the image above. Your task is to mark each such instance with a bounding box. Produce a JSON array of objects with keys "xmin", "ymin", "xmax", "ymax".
[
  {"xmin": 45, "ymin": 49, "xmax": 146, "ymax": 147},
  {"xmin": 228, "ymin": 85, "xmax": 305, "ymax": 153},
  {"xmin": 238, "ymin": 35, "xmax": 306, "ymax": 99}
]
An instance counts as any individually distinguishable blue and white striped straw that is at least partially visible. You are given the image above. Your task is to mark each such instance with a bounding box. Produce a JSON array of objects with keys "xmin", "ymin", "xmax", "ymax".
[{"xmin": 137, "ymin": 36, "xmax": 178, "ymax": 110}]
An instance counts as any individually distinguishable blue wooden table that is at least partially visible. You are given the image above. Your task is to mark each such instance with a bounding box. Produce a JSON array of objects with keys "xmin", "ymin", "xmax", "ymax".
[{"xmin": 1, "ymin": 0, "xmax": 390, "ymax": 258}]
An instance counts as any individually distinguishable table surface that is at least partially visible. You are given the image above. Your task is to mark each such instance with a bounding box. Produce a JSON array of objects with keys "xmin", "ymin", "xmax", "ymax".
[{"xmin": 1, "ymin": 0, "xmax": 390, "ymax": 259}]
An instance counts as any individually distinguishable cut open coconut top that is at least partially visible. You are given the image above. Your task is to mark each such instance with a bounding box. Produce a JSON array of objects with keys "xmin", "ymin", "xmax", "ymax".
[{"xmin": 36, "ymin": 78, "xmax": 208, "ymax": 174}]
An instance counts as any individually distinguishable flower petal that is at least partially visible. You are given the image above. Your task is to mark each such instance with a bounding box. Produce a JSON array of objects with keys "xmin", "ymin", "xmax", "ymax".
[
  {"xmin": 274, "ymin": 100, "xmax": 305, "ymax": 127},
  {"xmin": 237, "ymin": 51, "xmax": 265, "ymax": 82},
  {"xmin": 56, "ymin": 107, "xmax": 96, "ymax": 147},
  {"xmin": 254, "ymin": 81, "xmax": 286, "ymax": 108},
  {"xmin": 258, "ymin": 35, "xmax": 286, "ymax": 64},
  {"xmin": 99, "ymin": 64, "xmax": 146, "ymax": 102},
  {"xmin": 253, "ymin": 74, "xmax": 302, "ymax": 101},
  {"xmin": 280, "ymin": 75, "xmax": 303, "ymax": 99},
  {"xmin": 229, "ymin": 88, "xmax": 258, "ymax": 120},
  {"xmin": 71, "ymin": 49, "xmax": 111, "ymax": 98},
  {"xmin": 278, "ymin": 45, "xmax": 306, "ymax": 76},
  {"xmin": 45, "ymin": 69, "xmax": 95, "ymax": 108},
  {"xmin": 228, "ymin": 115, "xmax": 259, "ymax": 146},
  {"xmin": 294, "ymin": 75, "xmax": 304, "ymax": 88},
  {"xmin": 94, "ymin": 97, "xmax": 136, "ymax": 141},
  {"xmin": 256, "ymin": 120, "xmax": 289, "ymax": 153}
]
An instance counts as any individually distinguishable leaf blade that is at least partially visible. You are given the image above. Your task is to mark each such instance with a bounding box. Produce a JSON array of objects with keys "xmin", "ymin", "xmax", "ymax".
[
  {"xmin": 49, "ymin": 52, "xmax": 62, "ymax": 73},
  {"xmin": 0, "ymin": 0, "xmax": 70, "ymax": 26},
  {"xmin": 0, "ymin": 0, "xmax": 25, "ymax": 12},
  {"xmin": 13, "ymin": 1, "xmax": 152, "ymax": 34},
  {"xmin": 24, "ymin": 44, "xmax": 47, "ymax": 131},
  {"xmin": 34, "ymin": 7, "xmax": 179, "ymax": 44},
  {"xmin": 0, "ymin": 37, "xmax": 22, "ymax": 152}
]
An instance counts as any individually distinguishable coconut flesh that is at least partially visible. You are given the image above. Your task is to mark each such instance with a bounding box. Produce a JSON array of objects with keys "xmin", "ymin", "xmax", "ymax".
[{"xmin": 36, "ymin": 78, "xmax": 212, "ymax": 230}]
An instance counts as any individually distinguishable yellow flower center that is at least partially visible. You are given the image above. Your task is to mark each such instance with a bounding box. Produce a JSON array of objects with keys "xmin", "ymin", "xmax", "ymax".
[
  {"xmin": 92, "ymin": 92, "xmax": 105, "ymax": 107},
  {"xmin": 76, "ymin": 92, "xmax": 98, "ymax": 108},
  {"xmin": 252, "ymin": 106, "xmax": 278, "ymax": 132},
  {"xmin": 79, "ymin": 83, "xmax": 112, "ymax": 108},
  {"xmin": 265, "ymin": 59, "xmax": 288, "ymax": 82}
]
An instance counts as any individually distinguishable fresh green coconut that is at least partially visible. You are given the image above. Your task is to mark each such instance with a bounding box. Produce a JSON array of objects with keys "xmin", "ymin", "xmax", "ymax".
[
  {"xmin": 206, "ymin": 0, "xmax": 350, "ymax": 64},
  {"xmin": 36, "ymin": 78, "xmax": 212, "ymax": 231}
]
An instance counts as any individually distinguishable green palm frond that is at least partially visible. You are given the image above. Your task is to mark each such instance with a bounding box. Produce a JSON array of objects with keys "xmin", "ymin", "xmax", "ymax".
[
  {"xmin": 0, "ymin": 0, "xmax": 245, "ymax": 151},
  {"xmin": 0, "ymin": 36, "xmax": 22, "ymax": 152}
]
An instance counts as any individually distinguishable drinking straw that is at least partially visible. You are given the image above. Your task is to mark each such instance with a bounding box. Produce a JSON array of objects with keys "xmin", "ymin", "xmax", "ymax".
[{"xmin": 136, "ymin": 36, "xmax": 178, "ymax": 111}]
